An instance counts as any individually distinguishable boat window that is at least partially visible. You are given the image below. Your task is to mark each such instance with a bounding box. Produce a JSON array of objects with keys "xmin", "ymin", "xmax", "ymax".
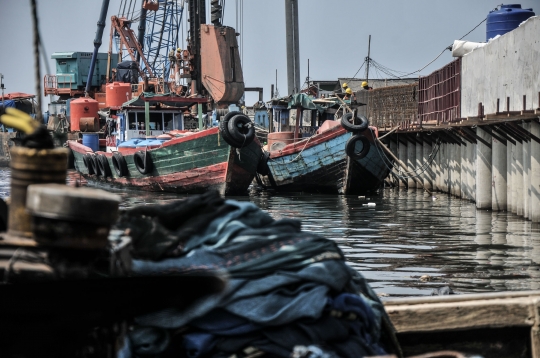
[
  {"xmin": 128, "ymin": 112, "xmax": 137, "ymax": 129},
  {"xmin": 164, "ymin": 113, "xmax": 174, "ymax": 130}
]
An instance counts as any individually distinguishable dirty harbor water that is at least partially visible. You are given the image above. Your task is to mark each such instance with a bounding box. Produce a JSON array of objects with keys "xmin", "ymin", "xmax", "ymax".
[{"xmin": 0, "ymin": 168, "xmax": 538, "ymax": 299}]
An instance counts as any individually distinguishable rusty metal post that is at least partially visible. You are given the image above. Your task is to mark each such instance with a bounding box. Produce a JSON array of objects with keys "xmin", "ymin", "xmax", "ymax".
[
  {"xmin": 478, "ymin": 103, "xmax": 483, "ymax": 117},
  {"xmin": 507, "ymin": 97, "xmax": 510, "ymax": 112},
  {"xmin": 496, "ymin": 98, "xmax": 500, "ymax": 114},
  {"xmin": 523, "ymin": 95, "xmax": 527, "ymax": 111}
]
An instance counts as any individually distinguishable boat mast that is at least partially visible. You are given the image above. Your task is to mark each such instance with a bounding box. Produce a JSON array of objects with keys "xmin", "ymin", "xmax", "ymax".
[{"xmin": 365, "ymin": 34, "xmax": 371, "ymax": 84}]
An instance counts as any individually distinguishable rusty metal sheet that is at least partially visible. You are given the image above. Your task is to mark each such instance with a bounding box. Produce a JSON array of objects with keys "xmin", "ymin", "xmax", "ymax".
[
  {"xmin": 418, "ymin": 58, "xmax": 461, "ymax": 124},
  {"xmin": 200, "ymin": 24, "xmax": 244, "ymax": 103}
]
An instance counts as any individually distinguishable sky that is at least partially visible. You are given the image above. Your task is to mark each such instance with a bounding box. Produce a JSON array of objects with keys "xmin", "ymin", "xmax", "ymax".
[{"xmin": 0, "ymin": 0, "xmax": 537, "ymax": 109}]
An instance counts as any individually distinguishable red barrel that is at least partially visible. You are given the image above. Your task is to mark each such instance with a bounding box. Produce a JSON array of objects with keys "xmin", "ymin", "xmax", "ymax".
[
  {"xmin": 267, "ymin": 132, "xmax": 294, "ymax": 149},
  {"xmin": 70, "ymin": 98, "xmax": 99, "ymax": 132},
  {"xmin": 106, "ymin": 82, "xmax": 132, "ymax": 107}
]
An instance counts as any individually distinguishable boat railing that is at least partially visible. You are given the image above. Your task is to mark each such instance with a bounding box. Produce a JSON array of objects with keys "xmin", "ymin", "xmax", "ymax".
[{"xmin": 44, "ymin": 75, "xmax": 79, "ymax": 96}]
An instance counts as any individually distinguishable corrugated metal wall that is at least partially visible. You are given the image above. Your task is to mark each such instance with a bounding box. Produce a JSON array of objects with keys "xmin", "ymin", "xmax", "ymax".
[{"xmin": 418, "ymin": 58, "xmax": 461, "ymax": 124}]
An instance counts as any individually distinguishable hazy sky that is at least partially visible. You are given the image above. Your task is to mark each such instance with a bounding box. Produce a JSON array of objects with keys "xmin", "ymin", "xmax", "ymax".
[{"xmin": 0, "ymin": 0, "xmax": 537, "ymax": 108}]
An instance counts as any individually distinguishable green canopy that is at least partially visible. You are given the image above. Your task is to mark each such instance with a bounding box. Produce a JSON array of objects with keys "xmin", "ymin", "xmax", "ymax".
[{"xmin": 287, "ymin": 93, "xmax": 329, "ymax": 113}]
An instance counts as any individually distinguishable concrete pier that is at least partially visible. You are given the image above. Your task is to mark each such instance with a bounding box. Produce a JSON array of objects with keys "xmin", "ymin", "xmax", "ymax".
[
  {"xmin": 524, "ymin": 123, "xmax": 531, "ymax": 219},
  {"xmin": 510, "ymin": 142, "xmax": 517, "ymax": 214},
  {"xmin": 407, "ymin": 139, "xmax": 416, "ymax": 189},
  {"xmin": 434, "ymin": 142, "xmax": 441, "ymax": 192},
  {"xmin": 531, "ymin": 120, "xmax": 540, "ymax": 222},
  {"xmin": 492, "ymin": 137, "xmax": 507, "ymax": 211},
  {"xmin": 423, "ymin": 141, "xmax": 433, "ymax": 190},
  {"xmin": 507, "ymin": 143, "xmax": 514, "ymax": 213},
  {"xmin": 441, "ymin": 143, "xmax": 450, "ymax": 193},
  {"xmin": 460, "ymin": 144, "xmax": 468, "ymax": 200},
  {"xmin": 476, "ymin": 128, "xmax": 492, "ymax": 209},
  {"xmin": 516, "ymin": 137, "xmax": 524, "ymax": 216},
  {"xmin": 398, "ymin": 141, "xmax": 407, "ymax": 188},
  {"xmin": 449, "ymin": 144, "xmax": 455, "ymax": 196},
  {"xmin": 454, "ymin": 144, "xmax": 462, "ymax": 198},
  {"xmin": 466, "ymin": 143, "xmax": 476, "ymax": 202},
  {"xmin": 416, "ymin": 139, "xmax": 423, "ymax": 190}
]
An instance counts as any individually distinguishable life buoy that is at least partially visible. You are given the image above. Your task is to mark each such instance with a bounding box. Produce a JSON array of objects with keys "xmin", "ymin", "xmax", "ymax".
[
  {"xmin": 218, "ymin": 111, "xmax": 246, "ymax": 148},
  {"xmin": 84, "ymin": 153, "xmax": 95, "ymax": 175},
  {"xmin": 97, "ymin": 154, "xmax": 112, "ymax": 177},
  {"xmin": 134, "ymin": 150, "xmax": 153, "ymax": 174},
  {"xmin": 257, "ymin": 151, "xmax": 270, "ymax": 176},
  {"xmin": 227, "ymin": 114, "xmax": 255, "ymax": 145},
  {"xmin": 341, "ymin": 112, "xmax": 369, "ymax": 133},
  {"xmin": 345, "ymin": 134, "xmax": 370, "ymax": 159},
  {"xmin": 112, "ymin": 152, "xmax": 128, "ymax": 177}
]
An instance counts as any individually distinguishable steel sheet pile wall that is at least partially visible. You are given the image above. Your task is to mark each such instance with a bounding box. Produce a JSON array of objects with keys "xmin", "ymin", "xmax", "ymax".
[
  {"xmin": 367, "ymin": 83, "xmax": 418, "ymax": 129},
  {"xmin": 418, "ymin": 58, "xmax": 461, "ymax": 124}
]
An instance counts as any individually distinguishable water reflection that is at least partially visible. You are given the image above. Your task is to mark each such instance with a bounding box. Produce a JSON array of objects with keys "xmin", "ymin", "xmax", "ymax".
[{"xmin": 1, "ymin": 168, "xmax": 539, "ymax": 298}]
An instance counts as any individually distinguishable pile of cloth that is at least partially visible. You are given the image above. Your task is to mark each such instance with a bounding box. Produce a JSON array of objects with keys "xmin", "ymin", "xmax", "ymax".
[{"xmin": 115, "ymin": 191, "xmax": 399, "ymax": 358}]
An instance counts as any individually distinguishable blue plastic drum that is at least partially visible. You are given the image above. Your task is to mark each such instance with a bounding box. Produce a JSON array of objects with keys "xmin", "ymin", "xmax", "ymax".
[{"xmin": 82, "ymin": 133, "xmax": 99, "ymax": 152}]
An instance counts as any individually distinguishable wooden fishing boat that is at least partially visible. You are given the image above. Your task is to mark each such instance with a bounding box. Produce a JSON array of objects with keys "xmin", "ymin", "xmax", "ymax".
[
  {"xmin": 384, "ymin": 290, "xmax": 540, "ymax": 357},
  {"xmin": 68, "ymin": 125, "xmax": 262, "ymax": 195},
  {"xmin": 258, "ymin": 94, "xmax": 390, "ymax": 194}
]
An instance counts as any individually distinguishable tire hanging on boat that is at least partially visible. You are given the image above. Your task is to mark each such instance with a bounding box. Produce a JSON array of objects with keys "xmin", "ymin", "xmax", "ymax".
[
  {"xmin": 256, "ymin": 151, "xmax": 270, "ymax": 176},
  {"xmin": 134, "ymin": 150, "xmax": 153, "ymax": 174},
  {"xmin": 227, "ymin": 114, "xmax": 255, "ymax": 145},
  {"xmin": 91, "ymin": 154, "xmax": 102, "ymax": 176},
  {"xmin": 345, "ymin": 134, "xmax": 370, "ymax": 159},
  {"xmin": 341, "ymin": 112, "xmax": 369, "ymax": 133},
  {"xmin": 218, "ymin": 111, "xmax": 250, "ymax": 148},
  {"xmin": 112, "ymin": 152, "xmax": 128, "ymax": 177},
  {"xmin": 67, "ymin": 149, "xmax": 75, "ymax": 169},
  {"xmin": 84, "ymin": 153, "xmax": 95, "ymax": 175},
  {"xmin": 97, "ymin": 154, "xmax": 112, "ymax": 177}
]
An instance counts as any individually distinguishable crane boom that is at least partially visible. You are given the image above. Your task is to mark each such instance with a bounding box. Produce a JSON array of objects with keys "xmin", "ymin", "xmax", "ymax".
[{"xmin": 85, "ymin": 0, "xmax": 111, "ymax": 96}]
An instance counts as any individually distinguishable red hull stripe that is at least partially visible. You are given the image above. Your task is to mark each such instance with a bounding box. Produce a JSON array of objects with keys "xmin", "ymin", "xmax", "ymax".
[
  {"xmin": 93, "ymin": 162, "xmax": 227, "ymax": 190},
  {"xmin": 270, "ymin": 125, "xmax": 347, "ymax": 158}
]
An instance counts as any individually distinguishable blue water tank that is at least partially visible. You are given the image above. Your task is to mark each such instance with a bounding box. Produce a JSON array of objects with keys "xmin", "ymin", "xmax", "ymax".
[
  {"xmin": 486, "ymin": 4, "xmax": 535, "ymax": 41},
  {"xmin": 82, "ymin": 133, "xmax": 99, "ymax": 152}
]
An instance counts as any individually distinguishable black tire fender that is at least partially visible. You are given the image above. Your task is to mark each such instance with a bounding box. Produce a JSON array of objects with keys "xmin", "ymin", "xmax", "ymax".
[
  {"xmin": 341, "ymin": 112, "xmax": 369, "ymax": 133},
  {"xmin": 91, "ymin": 154, "xmax": 102, "ymax": 176},
  {"xmin": 256, "ymin": 151, "xmax": 270, "ymax": 176},
  {"xmin": 219, "ymin": 113, "xmax": 244, "ymax": 148},
  {"xmin": 227, "ymin": 114, "xmax": 255, "ymax": 145},
  {"xmin": 97, "ymin": 154, "xmax": 112, "ymax": 177},
  {"xmin": 345, "ymin": 134, "xmax": 371, "ymax": 159},
  {"xmin": 112, "ymin": 152, "xmax": 128, "ymax": 177},
  {"xmin": 134, "ymin": 150, "xmax": 153, "ymax": 174},
  {"xmin": 84, "ymin": 153, "xmax": 95, "ymax": 175}
]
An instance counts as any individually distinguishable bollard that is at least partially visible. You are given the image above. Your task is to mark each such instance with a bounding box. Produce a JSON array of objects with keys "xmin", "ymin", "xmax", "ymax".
[{"xmin": 8, "ymin": 147, "xmax": 68, "ymax": 237}]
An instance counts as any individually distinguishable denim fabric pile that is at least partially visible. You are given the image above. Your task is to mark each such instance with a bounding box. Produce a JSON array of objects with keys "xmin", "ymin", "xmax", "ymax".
[{"xmin": 115, "ymin": 191, "xmax": 397, "ymax": 358}]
